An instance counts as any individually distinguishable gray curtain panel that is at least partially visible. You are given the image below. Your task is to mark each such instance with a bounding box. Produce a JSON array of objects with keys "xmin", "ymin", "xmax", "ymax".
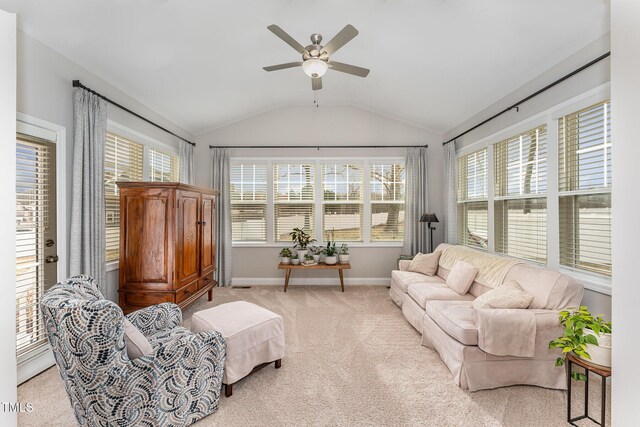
[
  {"xmin": 403, "ymin": 146, "xmax": 429, "ymax": 254},
  {"xmin": 210, "ymin": 147, "xmax": 232, "ymax": 286},
  {"xmin": 443, "ymin": 141, "xmax": 458, "ymax": 243},
  {"xmin": 179, "ymin": 139, "xmax": 195, "ymax": 185},
  {"xmin": 69, "ymin": 87, "xmax": 108, "ymax": 289}
]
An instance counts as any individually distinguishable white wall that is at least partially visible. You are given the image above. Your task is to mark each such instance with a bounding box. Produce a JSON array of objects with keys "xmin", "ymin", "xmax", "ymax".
[
  {"xmin": 0, "ymin": 9, "xmax": 18, "ymax": 426},
  {"xmin": 195, "ymin": 105, "xmax": 443, "ymax": 282},
  {"xmin": 16, "ymin": 30, "xmax": 194, "ymax": 302},
  {"xmin": 443, "ymin": 34, "xmax": 612, "ymax": 319},
  {"xmin": 611, "ymin": 1, "xmax": 640, "ymax": 424}
]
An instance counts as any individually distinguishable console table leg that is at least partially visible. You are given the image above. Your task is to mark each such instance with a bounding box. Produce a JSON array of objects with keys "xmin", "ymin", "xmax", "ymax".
[
  {"xmin": 601, "ymin": 375, "xmax": 606, "ymax": 426},
  {"xmin": 339, "ymin": 269, "xmax": 344, "ymax": 292},
  {"xmin": 284, "ymin": 269, "xmax": 291, "ymax": 292}
]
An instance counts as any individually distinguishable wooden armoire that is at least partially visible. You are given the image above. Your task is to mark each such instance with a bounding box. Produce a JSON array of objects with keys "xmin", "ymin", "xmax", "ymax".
[{"xmin": 117, "ymin": 182, "xmax": 218, "ymax": 314}]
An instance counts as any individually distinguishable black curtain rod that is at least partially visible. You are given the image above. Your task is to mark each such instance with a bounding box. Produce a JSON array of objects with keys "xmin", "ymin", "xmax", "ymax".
[
  {"xmin": 443, "ymin": 51, "xmax": 611, "ymax": 146},
  {"xmin": 209, "ymin": 144, "xmax": 428, "ymax": 149},
  {"xmin": 72, "ymin": 80, "xmax": 196, "ymax": 147}
]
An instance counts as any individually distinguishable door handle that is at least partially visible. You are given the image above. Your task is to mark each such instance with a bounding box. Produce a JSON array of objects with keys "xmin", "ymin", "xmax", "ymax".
[{"xmin": 45, "ymin": 255, "xmax": 59, "ymax": 263}]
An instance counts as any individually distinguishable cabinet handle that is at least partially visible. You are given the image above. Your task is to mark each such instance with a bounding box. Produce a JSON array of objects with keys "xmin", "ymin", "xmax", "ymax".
[{"xmin": 197, "ymin": 221, "xmax": 207, "ymax": 226}]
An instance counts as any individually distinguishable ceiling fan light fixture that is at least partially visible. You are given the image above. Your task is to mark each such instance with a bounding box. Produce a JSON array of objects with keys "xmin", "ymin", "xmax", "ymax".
[{"xmin": 302, "ymin": 58, "xmax": 328, "ymax": 78}]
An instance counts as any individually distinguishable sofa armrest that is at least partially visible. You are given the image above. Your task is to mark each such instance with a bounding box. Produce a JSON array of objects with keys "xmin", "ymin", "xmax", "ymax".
[
  {"xmin": 126, "ymin": 303, "xmax": 182, "ymax": 337},
  {"xmin": 398, "ymin": 260, "xmax": 412, "ymax": 271}
]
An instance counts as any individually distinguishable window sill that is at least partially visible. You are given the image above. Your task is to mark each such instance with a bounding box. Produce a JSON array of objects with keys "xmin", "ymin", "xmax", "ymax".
[
  {"xmin": 106, "ymin": 261, "xmax": 119, "ymax": 272},
  {"xmin": 558, "ymin": 267, "xmax": 611, "ymax": 296},
  {"xmin": 232, "ymin": 242, "xmax": 404, "ymax": 249}
]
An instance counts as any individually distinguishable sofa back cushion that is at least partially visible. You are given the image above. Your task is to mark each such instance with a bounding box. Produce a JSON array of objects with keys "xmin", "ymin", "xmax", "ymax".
[
  {"xmin": 503, "ymin": 264, "xmax": 583, "ymax": 309},
  {"xmin": 408, "ymin": 251, "xmax": 441, "ymax": 276},
  {"xmin": 446, "ymin": 261, "xmax": 479, "ymax": 295}
]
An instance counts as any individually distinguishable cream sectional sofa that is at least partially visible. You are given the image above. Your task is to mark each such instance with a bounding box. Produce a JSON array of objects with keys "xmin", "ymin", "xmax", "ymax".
[{"xmin": 390, "ymin": 243, "xmax": 584, "ymax": 391}]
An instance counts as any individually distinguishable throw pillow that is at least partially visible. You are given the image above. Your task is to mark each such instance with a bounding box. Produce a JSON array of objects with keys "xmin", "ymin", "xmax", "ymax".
[
  {"xmin": 472, "ymin": 280, "xmax": 534, "ymax": 309},
  {"xmin": 446, "ymin": 260, "xmax": 478, "ymax": 295},
  {"xmin": 123, "ymin": 318, "xmax": 154, "ymax": 359},
  {"xmin": 408, "ymin": 251, "xmax": 441, "ymax": 276}
]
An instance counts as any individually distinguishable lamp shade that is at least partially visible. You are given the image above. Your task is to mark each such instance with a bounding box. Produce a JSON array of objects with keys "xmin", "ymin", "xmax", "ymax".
[
  {"xmin": 302, "ymin": 58, "xmax": 328, "ymax": 78},
  {"xmin": 419, "ymin": 213, "xmax": 439, "ymax": 223}
]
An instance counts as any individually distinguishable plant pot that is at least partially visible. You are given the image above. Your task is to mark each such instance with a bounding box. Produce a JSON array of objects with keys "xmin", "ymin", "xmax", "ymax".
[
  {"xmin": 291, "ymin": 258, "xmax": 300, "ymax": 265},
  {"xmin": 580, "ymin": 329, "xmax": 612, "ymax": 367},
  {"xmin": 324, "ymin": 256, "xmax": 337, "ymax": 265},
  {"xmin": 313, "ymin": 254, "xmax": 321, "ymax": 262},
  {"xmin": 281, "ymin": 257, "xmax": 290, "ymax": 265},
  {"xmin": 296, "ymin": 250, "xmax": 308, "ymax": 261},
  {"xmin": 339, "ymin": 254, "xmax": 350, "ymax": 264}
]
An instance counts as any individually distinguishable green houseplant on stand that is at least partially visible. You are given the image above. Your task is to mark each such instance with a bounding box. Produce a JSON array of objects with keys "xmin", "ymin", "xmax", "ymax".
[
  {"xmin": 289, "ymin": 227, "xmax": 316, "ymax": 262},
  {"xmin": 279, "ymin": 248, "xmax": 293, "ymax": 265},
  {"xmin": 323, "ymin": 241, "xmax": 338, "ymax": 265},
  {"xmin": 339, "ymin": 244, "xmax": 350, "ymax": 264}
]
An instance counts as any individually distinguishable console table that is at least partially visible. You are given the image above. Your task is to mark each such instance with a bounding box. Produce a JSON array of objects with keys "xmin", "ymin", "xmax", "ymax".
[{"xmin": 277, "ymin": 262, "xmax": 351, "ymax": 292}]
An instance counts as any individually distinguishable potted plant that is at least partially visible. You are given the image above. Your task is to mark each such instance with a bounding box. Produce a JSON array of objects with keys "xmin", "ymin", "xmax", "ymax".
[
  {"xmin": 289, "ymin": 227, "xmax": 316, "ymax": 262},
  {"xmin": 279, "ymin": 248, "xmax": 292, "ymax": 265},
  {"xmin": 338, "ymin": 243, "xmax": 350, "ymax": 264},
  {"xmin": 549, "ymin": 306, "xmax": 612, "ymax": 379},
  {"xmin": 290, "ymin": 253, "xmax": 300, "ymax": 265},
  {"xmin": 323, "ymin": 241, "xmax": 338, "ymax": 265},
  {"xmin": 309, "ymin": 245, "xmax": 323, "ymax": 263},
  {"xmin": 303, "ymin": 254, "xmax": 315, "ymax": 265}
]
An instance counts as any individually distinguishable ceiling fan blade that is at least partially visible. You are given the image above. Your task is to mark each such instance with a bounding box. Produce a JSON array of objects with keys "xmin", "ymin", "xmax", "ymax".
[
  {"xmin": 267, "ymin": 25, "xmax": 309, "ymax": 55},
  {"xmin": 312, "ymin": 77, "xmax": 323, "ymax": 91},
  {"xmin": 321, "ymin": 24, "xmax": 359, "ymax": 56},
  {"xmin": 328, "ymin": 61, "xmax": 370, "ymax": 77},
  {"xmin": 263, "ymin": 62, "xmax": 303, "ymax": 72}
]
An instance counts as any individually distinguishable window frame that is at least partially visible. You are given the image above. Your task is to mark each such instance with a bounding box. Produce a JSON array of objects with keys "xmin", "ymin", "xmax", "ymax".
[{"xmin": 230, "ymin": 157, "xmax": 405, "ymax": 248}]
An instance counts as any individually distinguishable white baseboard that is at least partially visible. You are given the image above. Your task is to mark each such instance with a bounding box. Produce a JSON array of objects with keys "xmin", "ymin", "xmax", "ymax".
[
  {"xmin": 231, "ymin": 277, "xmax": 391, "ymax": 286},
  {"xmin": 17, "ymin": 345, "xmax": 55, "ymax": 385}
]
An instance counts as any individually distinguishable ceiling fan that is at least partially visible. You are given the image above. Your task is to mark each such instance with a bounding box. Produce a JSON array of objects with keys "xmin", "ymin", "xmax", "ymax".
[{"xmin": 263, "ymin": 24, "xmax": 370, "ymax": 91}]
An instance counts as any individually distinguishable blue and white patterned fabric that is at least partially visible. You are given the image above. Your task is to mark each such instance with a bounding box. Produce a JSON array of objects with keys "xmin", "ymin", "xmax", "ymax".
[{"xmin": 41, "ymin": 275, "xmax": 226, "ymax": 426}]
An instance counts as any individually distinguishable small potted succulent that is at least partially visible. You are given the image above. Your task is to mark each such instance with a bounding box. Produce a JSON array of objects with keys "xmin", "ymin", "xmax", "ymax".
[
  {"xmin": 323, "ymin": 241, "xmax": 338, "ymax": 265},
  {"xmin": 279, "ymin": 248, "xmax": 293, "ymax": 264},
  {"xmin": 289, "ymin": 227, "xmax": 316, "ymax": 262},
  {"xmin": 338, "ymin": 243, "xmax": 350, "ymax": 264},
  {"xmin": 309, "ymin": 245, "xmax": 323, "ymax": 263},
  {"xmin": 303, "ymin": 254, "xmax": 315, "ymax": 265},
  {"xmin": 549, "ymin": 306, "xmax": 612, "ymax": 379},
  {"xmin": 290, "ymin": 253, "xmax": 300, "ymax": 265}
]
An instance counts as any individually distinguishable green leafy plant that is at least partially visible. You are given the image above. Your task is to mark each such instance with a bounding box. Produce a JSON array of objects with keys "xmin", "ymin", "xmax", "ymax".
[
  {"xmin": 290, "ymin": 253, "xmax": 299, "ymax": 260},
  {"xmin": 309, "ymin": 245, "xmax": 323, "ymax": 255},
  {"xmin": 548, "ymin": 306, "xmax": 612, "ymax": 381},
  {"xmin": 323, "ymin": 241, "xmax": 337, "ymax": 257},
  {"xmin": 279, "ymin": 248, "xmax": 292, "ymax": 258},
  {"xmin": 339, "ymin": 244, "xmax": 349, "ymax": 255},
  {"xmin": 289, "ymin": 227, "xmax": 316, "ymax": 250},
  {"xmin": 304, "ymin": 254, "xmax": 314, "ymax": 261}
]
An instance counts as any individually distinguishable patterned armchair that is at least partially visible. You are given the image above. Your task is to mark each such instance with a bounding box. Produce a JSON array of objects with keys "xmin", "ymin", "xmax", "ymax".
[{"xmin": 41, "ymin": 275, "xmax": 226, "ymax": 426}]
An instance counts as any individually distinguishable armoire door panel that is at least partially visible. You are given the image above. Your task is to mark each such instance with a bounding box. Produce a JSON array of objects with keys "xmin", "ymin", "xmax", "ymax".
[
  {"xmin": 201, "ymin": 194, "xmax": 216, "ymax": 275},
  {"xmin": 122, "ymin": 192, "xmax": 170, "ymax": 286},
  {"xmin": 177, "ymin": 191, "xmax": 200, "ymax": 286}
]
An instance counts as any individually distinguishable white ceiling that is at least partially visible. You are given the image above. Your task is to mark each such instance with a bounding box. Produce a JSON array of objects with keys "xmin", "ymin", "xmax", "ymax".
[{"xmin": 1, "ymin": 0, "xmax": 609, "ymax": 135}]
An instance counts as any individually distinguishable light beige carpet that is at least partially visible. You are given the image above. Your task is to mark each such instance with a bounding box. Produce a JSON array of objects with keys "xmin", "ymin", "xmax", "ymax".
[{"xmin": 18, "ymin": 285, "xmax": 610, "ymax": 426}]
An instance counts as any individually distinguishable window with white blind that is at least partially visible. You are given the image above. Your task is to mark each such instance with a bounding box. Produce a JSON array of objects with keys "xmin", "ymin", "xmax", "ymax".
[
  {"xmin": 149, "ymin": 147, "xmax": 179, "ymax": 182},
  {"xmin": 558, "ymin": 100, "xmax": 612, "ymax": 276},
  {"xmin": 273, "ymin": 163, "xmax": 315, "ymax": 241},
  {"xmin": 105, "ymin": 132, "xmax": 144, "ymax": 262},
  {"xmin": 322, "ymin": 163, "xmax": 363, "ymax": 241},
  {"xmin": 230, "ymin": 162, "xmax": 267, "ymax": 242},
  {"xmin": 370, "ymin": 163, "xmax": 405, "ymax": 241},
  {"xmin": 457, "ymin": 149, "xmax": 488, "ymax": 249},
  {"xmin": 494, "ymin": 126, "xmax": 548, "ymax": 263}
]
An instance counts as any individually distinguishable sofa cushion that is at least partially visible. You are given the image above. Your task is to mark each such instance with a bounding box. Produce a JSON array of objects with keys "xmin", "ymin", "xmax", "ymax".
[
  {"xmin": 446, "ymin": 261, "xmax": 479, "ymax": 295},
  {"xmin": 123, "ymin": 318, "xmax": 154, "ymax": 359},
  {"xmin": 472, "ymin": 280, "xmax": 534, "ymax": 309},
  {"xmin": 425, "ymin": 300, "xmax": 478, "ymax": 346},
  {"xmin": 407, "ymin": 282, "xmax": 474, "ymax": 309},
  {"xmin": 408, "ymin": 252, "xmax": 441, "ymax": 276},
  {"xmin": 391, "ymin": 270, "xmax": 444, "ymax": 293},
  {"xmin": 503, "ymin": 264, "xmax": 583, "ymax": 310}
]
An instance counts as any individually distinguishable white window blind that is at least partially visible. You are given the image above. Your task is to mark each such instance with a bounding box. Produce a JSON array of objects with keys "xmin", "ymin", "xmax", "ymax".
[
  {"xmin": 322, "ymin": 164, "xmax": 363, "ymax": 241},
  {"xmin": 457, "ymin": 149, "xmax": 488, "ymax": 249},
  {"xmin": 230, "ymin": 162, "xmax": 267, "ymax": 242},
  {"xmin": 105, "ymin": 132, "xmax": 144, "ymax": 262},
  {"xmin": 273, "ymin": 163, "xmax": 315, "ymax": 241},
  {"xmin": 370, "ymin": 163, "xmax": 405, "ymax": 241},
  {"xmin": 149, "ymin": 147, "xmax": 178, "ymax": 182},
  {"xmin": 15, "ymin": 135, "xmax": 52, "ymax": 357},
  {"xmin": 494, "ymin": 126, "xmax": 548, "ymax": 263},
  {"xmin": 558, "ymin": 100, "xmax": 612, "ymax": 276}
]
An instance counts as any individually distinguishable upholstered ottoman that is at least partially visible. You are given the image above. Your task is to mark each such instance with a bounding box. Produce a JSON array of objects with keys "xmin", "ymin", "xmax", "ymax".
[{"xmin": 191, "ymin": 301, "xmax": 285, "ymax": 397}]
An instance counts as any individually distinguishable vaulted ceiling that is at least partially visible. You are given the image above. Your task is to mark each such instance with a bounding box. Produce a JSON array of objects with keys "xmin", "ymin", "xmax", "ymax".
[{"xmin": 1, "ymin": 0, "xmax": 610, "ymax": 135}]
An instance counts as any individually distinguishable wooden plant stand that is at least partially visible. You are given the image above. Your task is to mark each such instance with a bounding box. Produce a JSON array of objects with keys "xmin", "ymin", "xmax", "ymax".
[{"xmin": 277, "ymin": 262, "xmax": 351, "ymax": 292}]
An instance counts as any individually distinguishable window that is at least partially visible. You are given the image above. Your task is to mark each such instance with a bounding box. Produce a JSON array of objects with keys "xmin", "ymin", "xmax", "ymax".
[
  {"xmin": 494, "ymin": 126, "xmax": 548, "ymax": 263},
  {"xmin": 104, "ymin": 132, "xmax": 144, "ymax": 262},
  {"xmin": 273, "ymin": 163, "xmax": 315, "ymax": 241},
  {"xmin": 457, "ymin": 149, "xmax": 488, "ymax": 249},
  {"xmin": 370, "ymin": 163, "xmax": 405, "ymax": 241},
  {"xmin": 322, "ymin": 163, "xmax": 363, "ymax": 241},
  {"xmin": 230, "ymin": 162, "xmax": 267, "ymax": 242},
  {"xmin": 558, "ymin": 100, "xmax": 611, "ymax": 276},
  {"xmin": 149, "ymin": 147, "xmax": 179, "ymax": 182}
]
